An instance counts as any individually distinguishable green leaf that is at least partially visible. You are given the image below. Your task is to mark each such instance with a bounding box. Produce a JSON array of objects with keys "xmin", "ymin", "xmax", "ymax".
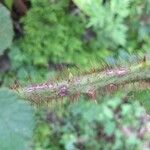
[
  {"xmin": 133, "ymin": 90, "xmax": 150, "ymax": 114},
  {"xmin": 0, "ymin": 88, "xmax": 35, "ymax": 150},
  {"xmin": 4, "ymin": 0, "xmax": 13, "ymax": 9},
  {"xmin": 73, "ymin": 0, "xmax": 129, "ymax": 48},
  {"xmin": 61, "ymin": 134, "xmax": 77, "ymax": 150},
  {"xmin": 0, "ymin": 4, "xmax": 13, "ymax": 55},
  {"xmin": 73, "ymin": 0, "xmax": 93, "ymax": 15},
  {"xmin": 104, "ymin": 121, "xmax": 116, "ymax": 136}
]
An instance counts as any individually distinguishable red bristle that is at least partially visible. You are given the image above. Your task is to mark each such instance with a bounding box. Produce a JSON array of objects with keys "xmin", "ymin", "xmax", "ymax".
[
  {"xmin": 86, "ymin": 88, "xmax": 97, "ymax": 100},
  {"xmin": 69, "ymin": 92, "xmax": 81, "ymax": 101}
]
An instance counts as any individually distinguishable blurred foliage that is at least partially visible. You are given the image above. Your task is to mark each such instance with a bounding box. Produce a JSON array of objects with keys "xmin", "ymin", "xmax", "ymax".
[
  {"xmin": 73, "ymin": 0, "xmax": 130, "ymax": 47},
  {"xmin": 9, "ymin": 0, "xmax": 149, "ymax": 69},
  {"xmin": 0, "ymin": 4, "xmax": 13, "ymax": 55},
  {"xmin": 6, "ymin": 0, "xmax": 149, "ymax": 83},
  {"xmin": 11, "ymin": 0, "xmax": 89, "ymax": 66},
  {"xmin": 0, "ymin": 88, "xmax": 35, "ymax": 150},
  {"xmin": 74, "ymin": 0, "xmax": 150, "ymax": 51},
  {"xmin": 0, "ymin": 0, "xmax": 150, "ymax": 149},
  {"xmin": 126, "ymin": 0, "xmax": 150, "ymax": 52},
  {"xmin": 3, "ymin": 0, "xmax": 13, "ymax": 9},
  {"xmin": 130, "ymin": 90, "xmax": 150, "ymax": 114},
  {"xmin": 34, "ymin": 96, "xmax": 149, "ymax": 150}
]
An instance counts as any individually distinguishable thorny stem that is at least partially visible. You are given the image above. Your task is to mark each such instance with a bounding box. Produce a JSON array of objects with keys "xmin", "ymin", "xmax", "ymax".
[{"xmin": 16, "ymin": 59, "xmax": 150, "ymax": 103}]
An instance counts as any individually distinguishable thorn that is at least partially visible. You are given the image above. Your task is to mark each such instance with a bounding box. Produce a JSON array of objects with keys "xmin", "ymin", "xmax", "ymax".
[
  {"xmin": 143, "ymin": 55, "xmax": 146, "ymax": 63},
  {"xmin": 86, "ymin": 88, "xmax": 97, "ymax": 100},
  {"xmin": 69, "ymin": 72, "xmax": 73, "ymax": 80}
]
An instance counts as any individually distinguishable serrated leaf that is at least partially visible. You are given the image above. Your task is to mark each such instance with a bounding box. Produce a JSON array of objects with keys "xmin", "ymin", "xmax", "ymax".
[
  {"xmin": 0, "ymin": 88, "xmax": 35, "ymax": 150},
  {"xmin": 0, "ymin": 4, "xmax": 13, "ymax": 55},
  {"xmin": 73, "ymin": 0, "xmax": 129, "ymax": 47},
  {"xmin": 72, "ymin": 0, "xmax": 92, "ymax": 15}
]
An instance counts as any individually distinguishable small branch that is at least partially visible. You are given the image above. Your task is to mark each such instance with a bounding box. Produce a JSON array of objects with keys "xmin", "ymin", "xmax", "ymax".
[{"xmin": 16, "ymin": 60, "xmax": 150, "ymax": 103}]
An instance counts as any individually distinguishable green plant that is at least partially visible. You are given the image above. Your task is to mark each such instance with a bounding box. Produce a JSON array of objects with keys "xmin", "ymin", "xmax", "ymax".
[
  {"xmin": 130, "ymin": 90, "xmax": 150, "ymax": 114},
  {"xmin": 0, "ymin": 88, "xmax": 35, "ymax": 150},
  {"xmin": 126, "ymin": 0, "xmax": 150, "ymax": 52},
  {"xmin": 2, "ymin": 54, "xmax": 150, "ymax": 149},
  {"xmin": 3, "ymin": 0, "xmax": 13, "ymax": 9},
  {"xmin": 14, "ymin": 0, "xmax": 88, "ymax": 66},
  {"xmin": 73, "ymin": 0, "xmax": 130, "ymax": 48},
  {"xmin": 0, "ymin": 4, "xmax": 13, "ymax": 55},
  {"xmin": 9, "ymin": 0, "xmax": 149, "ymax": 73},
  {"xmin": 1, "ymin": 1, "xmax": 150, "ymax": 149},
  {"xmin": 73, "ymin": 0, "xmax": 150, "ymax": 51},
  {"xmin": 34, "ymin": 96, "xmax": 149, "ymax": 150},
  {"xmin": 10, "ymin": 0, "xmax": 115, "ymax": 71}
]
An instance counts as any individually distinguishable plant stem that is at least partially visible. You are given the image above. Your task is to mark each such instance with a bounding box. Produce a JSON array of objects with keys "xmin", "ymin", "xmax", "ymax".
[{"xmin": 17, "ymin": 60, "xmax": 150, "ymax": 103}]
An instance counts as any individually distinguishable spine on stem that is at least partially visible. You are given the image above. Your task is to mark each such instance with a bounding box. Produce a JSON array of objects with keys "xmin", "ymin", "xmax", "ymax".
[{"xmin": 16, "ymin": 57, "xmax": 150, "ymax": 103}]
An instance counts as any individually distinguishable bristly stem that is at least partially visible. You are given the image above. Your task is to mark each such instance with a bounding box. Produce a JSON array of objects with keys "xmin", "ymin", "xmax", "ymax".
[{"xmin": 16, "ymin": 59, "xmax": 150, "ymax": 103}]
